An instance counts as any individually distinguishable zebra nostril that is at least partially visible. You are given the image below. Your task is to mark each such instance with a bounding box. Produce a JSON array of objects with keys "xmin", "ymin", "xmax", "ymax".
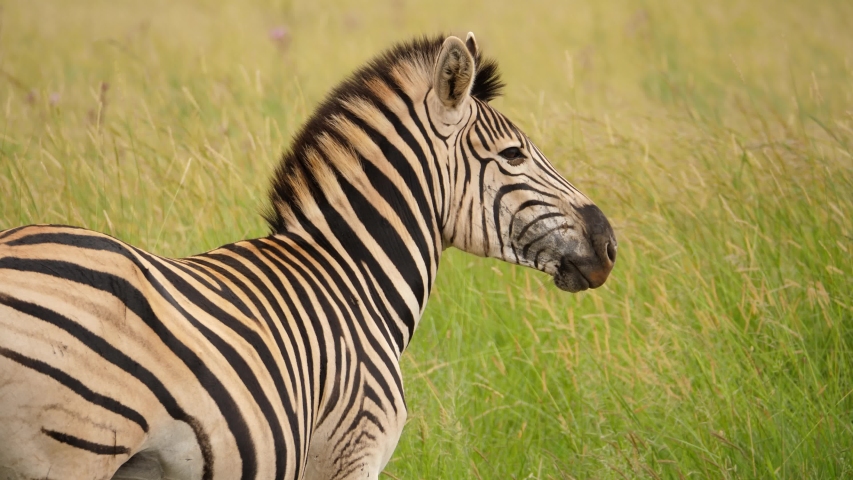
[
  {"xmin": 605, "ymin": 241, "xmax": 617, "ymax": 264},
  {"xmin": 578, "ymin": 204, "xmax": 616, "ymax": 269}
]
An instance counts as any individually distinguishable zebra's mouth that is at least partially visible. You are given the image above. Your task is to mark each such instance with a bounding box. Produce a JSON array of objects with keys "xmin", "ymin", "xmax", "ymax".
[{"xmin": 552, "ymin": 256, "xmax": 591, "ymax": 293}]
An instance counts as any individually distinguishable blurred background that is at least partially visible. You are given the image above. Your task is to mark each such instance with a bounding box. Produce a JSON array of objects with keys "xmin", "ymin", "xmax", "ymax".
[{"xmin": 2, "ymin": 0, "xmax": 852, "ymax": 478}]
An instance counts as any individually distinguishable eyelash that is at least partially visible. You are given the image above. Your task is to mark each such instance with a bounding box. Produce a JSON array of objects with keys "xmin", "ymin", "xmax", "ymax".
[{"xmin": 498, "ymin": 147, "xmax": 525, "ymax": 166}]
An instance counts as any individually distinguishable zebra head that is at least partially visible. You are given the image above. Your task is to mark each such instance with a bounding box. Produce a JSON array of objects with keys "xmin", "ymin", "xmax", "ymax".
[{"xmin": 430, "ymin": 34, "xmax": 616, "ymax": 292}]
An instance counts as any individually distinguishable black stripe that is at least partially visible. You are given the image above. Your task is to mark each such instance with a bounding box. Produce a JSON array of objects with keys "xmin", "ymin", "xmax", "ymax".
[
  {"xmin": 423, "ymin": 89, "xmax": 450, "ymax": 141},
  {"xmin": 41, "ymin": 428, "xmax": 130, "ymax": 455},
  {"xmin": 493, "ymin": 109, "xmax": 512, "ymax": 138},
  {"xmin": 457, "ymin": 132, "xmax": 473, "ymax": 204},
  {"xmin": 473, "ymin": 123, "xmax": 492, "ymax": 152},
  {"xmin": 359, "ymin": 384, "xmax": 387, "ymax": 434},
  {"xmin": 477, "ymin": 161, "xmax": 490, "ymax": 254},
  {"xmin": 470, "ymin": 116, "xmax": 491, "ymax": 254},
  {"xmin": 388, "ymin": 83, "xmax": 445, "ymax": 260},
  {"xmin": 262, "ymin": 239, "xmax": 396, "ymax": 460},
  {"xmin": 422, "ymin": 93, "xmax": 451, "ymax": 227},
  {"xmin": 0, "ymin": 343, "xmax": 149, "ymax": 433},
  {"xmin": 514, "ymin": 211, "xmax": 564, "ymax": 242},
  {"xmin": 176, "ymin": 258, "xmax": 258, "ymax": 323},
  {"xmin": 330, "ymin": 354, "xmax": 364, "ymax": 443},
  {"xmin": 514, "ymin": 199, "xmax": 554, "ymax": 213},
  {"xmin": 475, "ymin": 101, "xmax": 498, "ymax": 145},
  {"xmin": 522, "ymin": 223, "xmax": 569, "ymax": 260}
]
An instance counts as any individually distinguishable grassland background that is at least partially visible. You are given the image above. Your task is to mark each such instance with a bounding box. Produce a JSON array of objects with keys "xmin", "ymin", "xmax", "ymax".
[{"xmin": 2, "ymin": 0, "xmax": 852, "ymax": 478}]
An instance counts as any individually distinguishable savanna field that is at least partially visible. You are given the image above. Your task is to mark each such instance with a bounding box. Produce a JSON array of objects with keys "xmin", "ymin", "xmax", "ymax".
[{"xmin": 2, "ymin": 0, "xmax": 852, "ymax": 478}]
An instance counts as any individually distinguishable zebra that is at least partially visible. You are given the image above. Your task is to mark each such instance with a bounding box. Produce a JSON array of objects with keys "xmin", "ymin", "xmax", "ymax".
[{"xmin": 0, "ymin": 33, "xmax": 616, "ymax": 479}]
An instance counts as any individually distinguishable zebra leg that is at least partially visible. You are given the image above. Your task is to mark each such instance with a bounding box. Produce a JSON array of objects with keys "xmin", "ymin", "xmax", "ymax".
[
  {"xmin": 303, "ymin": 361, "xmax": 408, "ymax": 480},
  {"xmin": 303, "ymin": 404, "xmax": 407, "ymax": 480}
]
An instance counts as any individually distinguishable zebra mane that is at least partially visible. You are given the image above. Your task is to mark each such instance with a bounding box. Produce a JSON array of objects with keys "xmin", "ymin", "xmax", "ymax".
[{"xmin": 264, "ymin": 34, "xmax": 504, "ymax": 232}]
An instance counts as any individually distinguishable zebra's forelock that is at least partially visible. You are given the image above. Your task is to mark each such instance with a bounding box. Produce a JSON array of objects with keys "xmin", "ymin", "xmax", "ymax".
[{"xmin": 265, "ymin": 34, "xmax": 503, "ymax": 233}]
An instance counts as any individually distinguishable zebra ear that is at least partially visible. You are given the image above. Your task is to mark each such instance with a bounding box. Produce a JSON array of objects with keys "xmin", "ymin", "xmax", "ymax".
[
  {"xmin": 465, "ymin": 32, "xmax": 478, "ymax": 58},
  {"xmin": 434, "ymin": 35, "xmax": 476, "ymax": 109}
]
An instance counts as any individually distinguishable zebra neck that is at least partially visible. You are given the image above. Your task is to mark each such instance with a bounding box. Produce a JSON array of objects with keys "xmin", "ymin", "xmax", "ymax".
[
  {"xmin": 266, "ymin": 208, "xmax": 440, "ymax": 355},
  {"xmin": 264, "ymin": 81, "xmax": 447, "ymax": 353}
]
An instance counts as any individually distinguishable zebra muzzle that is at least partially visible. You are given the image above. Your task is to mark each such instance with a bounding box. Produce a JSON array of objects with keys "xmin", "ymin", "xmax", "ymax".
[{"xmin": 551, "ymin": 204, "xmax": 617, "ymax": 292}]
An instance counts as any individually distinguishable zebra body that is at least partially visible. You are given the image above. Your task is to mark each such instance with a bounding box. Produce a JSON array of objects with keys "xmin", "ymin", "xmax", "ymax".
[
  {"xmin": 1, "ymin": 226, "xmax": 405, "ymax": 479},
  {"xmin": 0, "ymin": 34, "xmax": 615, "ymax": 479}
]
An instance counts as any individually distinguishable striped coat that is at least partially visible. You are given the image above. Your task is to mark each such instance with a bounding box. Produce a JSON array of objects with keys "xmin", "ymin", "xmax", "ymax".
[{"xmin": 0, "ymin": 33, "xmax": 615, "ymax": 480}]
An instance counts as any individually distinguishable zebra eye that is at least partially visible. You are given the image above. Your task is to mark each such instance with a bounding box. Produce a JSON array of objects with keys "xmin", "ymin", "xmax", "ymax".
[{"xmin": 498, "ymin": 147, "xmax": 525, "ymax": 166}]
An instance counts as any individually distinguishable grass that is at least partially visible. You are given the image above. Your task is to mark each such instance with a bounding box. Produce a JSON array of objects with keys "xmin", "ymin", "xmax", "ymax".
[{"xmin": 2, "ymin": 0, "xmax": 852, "ymax": 478}]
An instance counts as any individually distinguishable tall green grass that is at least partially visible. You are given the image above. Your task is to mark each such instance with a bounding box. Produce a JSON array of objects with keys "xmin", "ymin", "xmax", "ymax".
[{"xmin": 2, "ymin": 0, "xmax": 851, "ymax": 478}]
